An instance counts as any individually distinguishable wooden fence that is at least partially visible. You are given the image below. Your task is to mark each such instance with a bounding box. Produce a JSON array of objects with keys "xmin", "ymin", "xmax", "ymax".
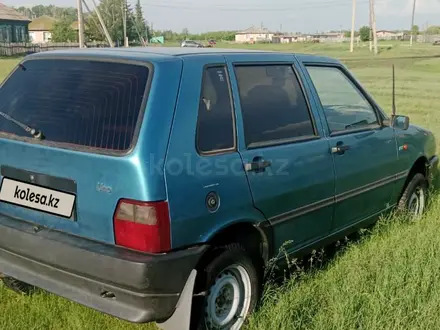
[{"xmin": 0, "ymin": 42, "xmax": 110, "ymax": 57}]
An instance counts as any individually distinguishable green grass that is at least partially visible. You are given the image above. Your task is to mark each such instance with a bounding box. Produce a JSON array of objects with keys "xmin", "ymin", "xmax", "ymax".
[
  {"xmin": 220, "ymin": 41, "xmax": 440, "ymax": 58},
  {"xmin": 0, "ymin": 59, "xmax": 20, "ymax": 83},
  {"xmin": 246, "ymin": 206, "xmax": 440, "ymax": 330},
  {"xmin": 0, "ymin": 43, "xmax": 440, "ymax": 329},
  {"xmin": 168, "ymin": 40, "xmax": 440, "ymax": 60},
  {"xmin": 0, "ymin": 287, "xmax": 156, "ymax": 330}
]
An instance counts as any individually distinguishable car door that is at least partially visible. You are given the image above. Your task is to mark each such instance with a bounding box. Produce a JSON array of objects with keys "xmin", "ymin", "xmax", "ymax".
[
  {"xmin": 303, "ymin": 63, "xmax": 399, "ymax": 230},
  {"xmin": 226, "ymin": 54, "xmax": 336, "ymax": 254},
  {"xmin": 165, "ymin": 56, "xmax": 260, "ymax": 248}
]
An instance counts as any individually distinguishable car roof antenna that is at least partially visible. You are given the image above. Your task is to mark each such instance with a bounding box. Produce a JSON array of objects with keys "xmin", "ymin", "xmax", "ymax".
[{"xmin": 392, "ymin": 64, "xmax": 396, "ymax": 117}]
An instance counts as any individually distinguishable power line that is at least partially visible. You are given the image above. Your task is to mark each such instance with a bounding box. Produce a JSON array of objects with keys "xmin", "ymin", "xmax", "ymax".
[
  {"xmin": 127, "ymin": 7, "xmax": 148, "ymax": 46},
  {"xmin": 137, "ymin": 0, "xmax": 377, "ymax": 7},
  {"xmin": 131, "ymin": 0, "xmax": 380, "ymax": 12},
  {"xmin": 82, "ymin": 0, "xmax": 106, "ymax": 40},
  {"xmin": 89, "ymin": 0, "xmax": 114, "ymax": 46}
]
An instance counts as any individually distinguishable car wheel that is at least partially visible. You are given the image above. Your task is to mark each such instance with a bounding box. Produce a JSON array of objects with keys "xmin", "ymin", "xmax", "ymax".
[
  {"xmin": 1, "ymin": 276, "xmax": 35, "ymax": 295},
  {"xmin": 191, "ymin": 243, "xmax": 261, "ymax": 330},
  {"xmin": 398, "ymin": 173, "xmax": 428, "ymax": 218}
]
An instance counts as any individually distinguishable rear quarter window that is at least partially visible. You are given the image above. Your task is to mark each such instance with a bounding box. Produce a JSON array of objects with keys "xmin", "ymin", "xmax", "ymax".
[
  {"xmin": 196, "ymin": 65, "xmax": 235, "ymax": 154},
  {"xmin": 0, "ymin": 58, "xmax": 150, "ymax": 153}
]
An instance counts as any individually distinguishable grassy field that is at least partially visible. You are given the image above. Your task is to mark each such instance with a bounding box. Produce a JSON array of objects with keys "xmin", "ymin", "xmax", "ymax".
[
  {"xmin": 168, "ymin": 40, "xmax": 440, "ymax": 59},
  {"xmin": 0, "ymin": 42, "xmax": 440, "ymax": 330}
]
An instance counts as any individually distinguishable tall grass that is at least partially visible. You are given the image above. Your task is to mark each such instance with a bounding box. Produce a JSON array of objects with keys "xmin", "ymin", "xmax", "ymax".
[{"xmin": 246, "ymin": 196, "xmax": 440, "ymax": 330}]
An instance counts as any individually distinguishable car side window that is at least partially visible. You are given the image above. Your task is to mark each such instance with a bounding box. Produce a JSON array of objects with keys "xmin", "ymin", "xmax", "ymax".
[
  {"xmin": 306, "ymin": 65, "xmax": 379, "ymax": 133},
  {"xmin": 234, "ymin": 65, "xmax": 315, "ymax": 148},
  {"xmin": 196, "ymin": 66, "xmax": 235, "ymax": 154}
]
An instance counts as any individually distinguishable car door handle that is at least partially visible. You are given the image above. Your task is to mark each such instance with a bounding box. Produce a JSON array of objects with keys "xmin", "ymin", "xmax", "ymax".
[
  {"xmin": 331, "ymin": 144, "xmax": 350, "ymax": 155},
  {"xmin": 244, "ymin": 159, "xmax": 272, "ymax": 172}
]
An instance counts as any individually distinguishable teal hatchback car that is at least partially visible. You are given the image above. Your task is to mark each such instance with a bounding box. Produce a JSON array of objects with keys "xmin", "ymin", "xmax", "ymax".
[{"xmin": 0, "ymin": 47, "xmax": 437, "ymax": 330}]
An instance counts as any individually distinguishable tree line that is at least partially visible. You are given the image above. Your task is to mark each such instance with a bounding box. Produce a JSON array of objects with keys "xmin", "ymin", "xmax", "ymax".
[
  {"xmin": 355, "ymin": 25, "xmax": 440, "ymax": 42},
  {"xmin": 16, "ymin": 5, "xmax": 77, "ymax": 21},
  {"xmin": 15, "ymin": 1, "xmax": 150, "ymax": 45},
  {"xmin": 14, "ymin": 3, "xmax": 236, "ymax": 44},
  {"xmin": 15, "ymin": 4, "xmax": 440, "ymax": 44},
  {"xmin": 152, "ymin": 30, "xmax": 236, "ymax": 42}
]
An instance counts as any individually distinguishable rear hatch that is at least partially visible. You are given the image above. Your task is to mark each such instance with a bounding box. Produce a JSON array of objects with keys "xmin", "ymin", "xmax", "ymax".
[{"xmin": 0, "ymin": 55, "xmax": 167, "ymax": 244}]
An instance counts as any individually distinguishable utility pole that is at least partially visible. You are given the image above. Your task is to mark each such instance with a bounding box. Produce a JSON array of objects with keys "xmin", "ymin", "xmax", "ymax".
[
  {"xmin": 350, "ymin": 0, "xmax": 356, "ymax": 52},
  {"xmin": 410, "ymin": 0, "xmax": 416, "ymax": 46},
  {"xmin": 424, "ymin": 21, "xmax": 428, "ymax": 43},
  {"xmin": 76, "ymin": 0, "xmax": 85, "ymax": 48},
  {"xmin": 90, "ymin": 0, "xmax": 114, "ymax": 47},
  {"xmin": 371, "ymin": 0, "xmax": 378, "ymax": 54},
  {"xmin": 122, "ymin": 0, "xmax": 128, "ymax": 47},
  {"xmin": 369, "ymin": 0, "xmax": 373, "ymax": 52}
]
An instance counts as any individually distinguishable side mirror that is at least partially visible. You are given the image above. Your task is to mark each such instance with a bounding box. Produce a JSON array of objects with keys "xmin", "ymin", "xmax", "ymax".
[{"xmin": 392, "ymin": 115, "xmax": 410, "ymax": 130}]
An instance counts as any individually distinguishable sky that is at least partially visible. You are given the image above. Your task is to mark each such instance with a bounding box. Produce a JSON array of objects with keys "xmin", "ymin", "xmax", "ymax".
[{"xmin": 4, "ymin": 0, "xmax": 440, "ymax": 33}]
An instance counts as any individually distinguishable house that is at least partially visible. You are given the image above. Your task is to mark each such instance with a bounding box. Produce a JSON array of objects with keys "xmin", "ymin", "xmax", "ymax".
[
  {"xmin": 28, "ymin": 15, "xmax": 57, "ymax": 43},
  {"xmin": 0, "ymin": 4, "xmax": 30, "ymax": 43},
  {"xmin": 235, "ymin": 26, "xmax": 274, "ymax": 43},
  {"xmin": 272, "ymin": 33, "xmax": 303, "ymax": 44},
  {"xmin": 307, "ymin": 32, "xmax": 345, "ymax": 42},
  {"xmin": 376, "ymin": 30, "xmax": 404, "ymax": 41}
]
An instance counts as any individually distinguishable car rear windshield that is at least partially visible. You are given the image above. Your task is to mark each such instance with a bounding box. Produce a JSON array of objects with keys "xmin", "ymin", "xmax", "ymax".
[{"xmin": 0, "ymin": 58, "xmax": 150, "ymax": 152}]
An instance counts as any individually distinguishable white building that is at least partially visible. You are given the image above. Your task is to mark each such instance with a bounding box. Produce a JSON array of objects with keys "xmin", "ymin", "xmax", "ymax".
[
  {"xmin": 235, "ymin": 26, "xmax": 274, "ymax": 43},
  {"xmin": 376, "ymin": 30, "xmax": 404, "ymax": 41}
]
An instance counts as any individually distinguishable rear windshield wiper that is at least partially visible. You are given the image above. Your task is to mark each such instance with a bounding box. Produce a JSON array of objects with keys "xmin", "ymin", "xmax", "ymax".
[{"xmin": 0, "ymin": 111, "xmax": 44, "ymax": 140}]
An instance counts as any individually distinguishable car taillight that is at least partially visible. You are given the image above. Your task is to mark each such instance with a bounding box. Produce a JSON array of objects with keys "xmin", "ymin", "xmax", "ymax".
[{"xmin": 113, "ymin": 199, "xmax": 171, "ymax": 253}]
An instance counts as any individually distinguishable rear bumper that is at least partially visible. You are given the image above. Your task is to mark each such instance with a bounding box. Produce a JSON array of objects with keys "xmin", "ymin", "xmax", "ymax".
[{"xmin": 0, "ymin": 213, "xmax": 207, "ymax": 323}]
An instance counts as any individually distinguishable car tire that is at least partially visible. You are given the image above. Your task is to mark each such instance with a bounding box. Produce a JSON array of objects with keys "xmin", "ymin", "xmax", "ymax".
[
  {"xmin": 398, "ymin": 173, "xmax": 428, "ymax": 218},
  {"xmin": 1, "ymin": 276, "xmax": 35, "ymax": 295},
  {"xmin": 191, "ymin": 243, "xmax": 261, "ymax": 330}
]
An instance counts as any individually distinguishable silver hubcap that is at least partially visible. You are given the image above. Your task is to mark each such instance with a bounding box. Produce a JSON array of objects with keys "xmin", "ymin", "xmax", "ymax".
[
  {"xmin": 408, "ymin": 186, "xmax": 425, "ymax": 217},
  {"xmin": 205, "ymin": 264, "xmax": 252, "ymax": 330}
]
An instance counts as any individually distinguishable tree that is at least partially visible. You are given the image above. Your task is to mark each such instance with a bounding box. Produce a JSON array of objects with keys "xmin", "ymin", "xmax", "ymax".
[
  {"xmin": 15, "ymin": 5, "xmax": 77, "ymax": 21},
  {"xmin": 412, "ymin": 25, "xmax": 420, "ymax": 36},
  {"xmin": 31, "ymin": 5, "xmax": 46, "ymax": 18},
  {"xmin": 427, "ymin": 26, "xmax": 440, "ymax": 35},
  {"xmin": 16, "ymin": 6, "xmax": 31, "ymax": 18},
  {"xmin": 134, "ymin": 0, "xmax": 149, "ymax": 43},
  {"xmin": 85, "ymin": 0, "xmax": 137, "ymax": 45},
  {"xmin": 359, "ymin": 26, "xmax": 371, "ymax": 42},
  {"xmin": 51, "ymin": 19, "xmax": 77, "ymax": 42}
]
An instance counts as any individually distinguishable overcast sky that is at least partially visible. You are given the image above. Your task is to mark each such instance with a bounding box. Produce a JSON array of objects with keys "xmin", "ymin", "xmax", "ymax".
[{"xmin": 4, "ymin": 0, "xmax": 440, "ymax": 33}]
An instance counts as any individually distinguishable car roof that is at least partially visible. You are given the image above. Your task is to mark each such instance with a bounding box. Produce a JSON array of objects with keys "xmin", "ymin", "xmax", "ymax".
[{"xmin": 25, "ymin": 46, "xmax": 339, "ymax": 64}]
